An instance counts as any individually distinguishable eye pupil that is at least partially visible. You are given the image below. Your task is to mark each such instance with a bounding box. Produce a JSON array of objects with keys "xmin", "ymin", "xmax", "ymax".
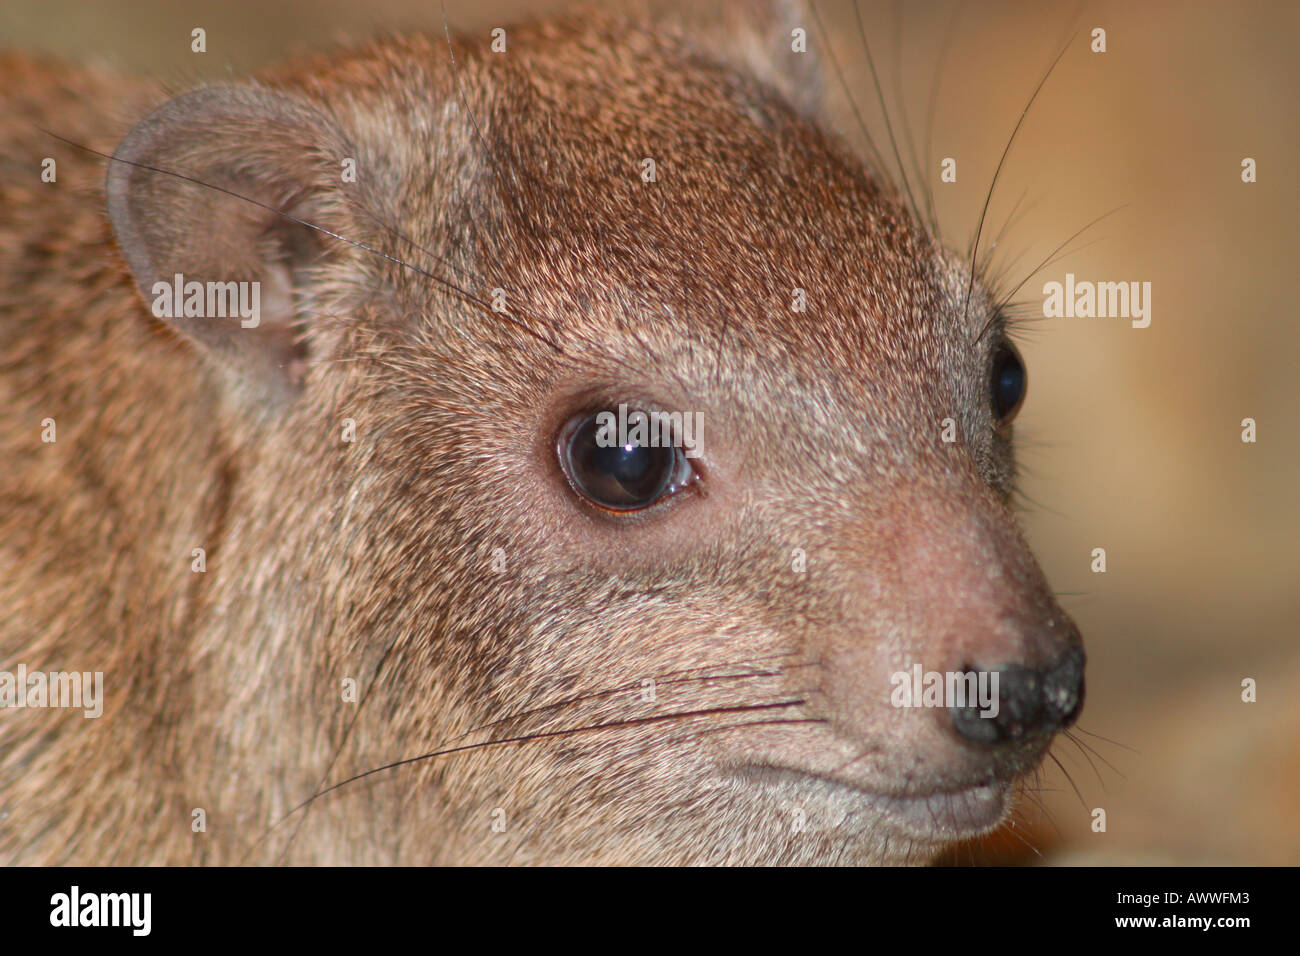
[
  {"xmin": 564, "ymin": 414, "xmax": 677, "ymax": 511},
  {"xmin": 991, "ymin": 342, "xmax": 1027, "ymax": 423}
]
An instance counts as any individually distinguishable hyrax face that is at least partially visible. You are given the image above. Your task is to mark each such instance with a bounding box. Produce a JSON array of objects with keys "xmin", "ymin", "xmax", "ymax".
[{"xmin": 98, "ymin": 16, "xmax": 1083, "ymax": 864}]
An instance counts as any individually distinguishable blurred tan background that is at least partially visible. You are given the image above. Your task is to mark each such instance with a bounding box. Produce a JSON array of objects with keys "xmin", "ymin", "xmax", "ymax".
[{"xmin": 3, "ymin": 0, "xmax": 1296, "ymax": 863}]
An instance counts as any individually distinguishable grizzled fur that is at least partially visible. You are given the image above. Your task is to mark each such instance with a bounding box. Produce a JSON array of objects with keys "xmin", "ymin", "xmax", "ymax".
[{"xmin": 0, "ymin": 4, "xmax": 1080, "ymax": 864}]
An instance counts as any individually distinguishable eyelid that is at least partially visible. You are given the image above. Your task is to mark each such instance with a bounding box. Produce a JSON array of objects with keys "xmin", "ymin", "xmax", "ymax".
[{"xmin": 557, "ymin": 407, "xmax": 705, "ymax": 516}]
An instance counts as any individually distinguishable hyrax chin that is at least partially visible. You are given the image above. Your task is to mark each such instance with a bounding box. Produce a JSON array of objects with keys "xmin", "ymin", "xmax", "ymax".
[{"xmin": 0, "ymin": 0, "xmax": 1082, "ymax": 865}]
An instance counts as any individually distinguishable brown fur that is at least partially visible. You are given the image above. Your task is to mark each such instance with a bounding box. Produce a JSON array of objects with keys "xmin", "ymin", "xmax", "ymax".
[{"xmin": 0, "ymin": 4, "xmax": 1080, "ymax": 864}]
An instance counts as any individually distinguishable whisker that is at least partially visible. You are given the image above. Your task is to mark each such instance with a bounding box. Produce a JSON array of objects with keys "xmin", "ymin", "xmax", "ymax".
[
  {"xmin": 256, "ymin": 699, "xmax": 811, "ymax": 851},
  {"xmin": 1046, "ymin": 749, "xmax": 1087, "ymax": 810},
  {"xmin": 38, "ymin": 128, "xmax": 566, "ymax": 354},
  {"xmin": 980, "ymin": 204, "xmax": 1129, "ymax": 340},
  {"xmin": 890, "ymin": 0, "xmax": 937, "ymax": 235},
  {"xmin": 244, "ymin": 654, "xmax": 805, "ymax": 861},
  {"xmin": 980, "ymin": 186, "xmax": 1035, "ymax": 278},
  {"xmin": 963, "ymin": 33, "xmax": 1075, "ymax": 336},
  {"xmin": 990, "ymin": 234, "xmax": 1110, "ymax": 318},
  {"xmin": 268, "ymin": 627, "xmax": 408, "ymax": 865},
  {"xmin": 1015, "ymin": 784, "xmax": 1064, "ymax": 841},
  {"xmin": 448, "ymin": 656, "xmax": 815, "ymax": 742},
  {"xmin": 999, "ymin": 811, "xmax": 1045, "ymax": 858},
  {"xmin": 1073, "ymin": 725, "xmax": 1140, "ymax": 755},
  {"xmin": 851, "ymin": 0, "xmax": 924, "ymax": 228},
  {"xmin": 922, "ymin": 0, "xmax": 964, "ymax": 238},
  {"xmin": 1061, "ymin": 730, "xmax": 1110, "ymax": 789},
  {"xmin": 342, "ymin": 197, "xmax": 565, "ymax": 336},
  {"xmin": 809, "ymin": 0, "xmax": 892, "ymax": 182}
]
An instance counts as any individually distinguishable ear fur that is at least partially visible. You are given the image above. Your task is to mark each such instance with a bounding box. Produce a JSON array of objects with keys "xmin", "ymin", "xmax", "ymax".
[
  {"xmin": 649, "ymin": 0, "xmax": 823, "ymax": 119},
  {"xmin": 106, "ymin": 86, "xmax": 349, "ymax": 404}
]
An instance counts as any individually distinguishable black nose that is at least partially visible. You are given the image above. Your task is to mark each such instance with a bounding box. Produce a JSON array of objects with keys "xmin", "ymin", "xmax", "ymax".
[{"xmin": 949, "ymin": 646, "xmax": 1085, "ymax": 745}]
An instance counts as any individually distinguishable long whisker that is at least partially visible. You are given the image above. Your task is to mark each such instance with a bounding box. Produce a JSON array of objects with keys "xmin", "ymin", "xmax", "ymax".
[
  {"xmin": 991, "ymin": 235, "xmax": 1109, "ymax": 323},
  {"xmin": 1061, "ymin": 730, "xmax": 1108, "ymax": 789},
  {"xmin": 1014, "ymin": 766, "xmax": 1063, "ymax": 840},
  {"xmin": 979, "ymin": 204, "xmax": 1129, "ymax": 341},
  {"xmin": 267, "ymin": 628, "xmax": 408, "ymax": 865},
  {"xmin": 891, "ymin": 1, "xmax": 935, "ymax": 234},
  {"xmin": 1073, "ymin": 725, "xmax": 1140, "ymax": 754},
  {"xmin": 39, "ymin": 128, "xmax": 566, "ymax": 354},
  {"xmin": 851, "ymin": 0, "xmax": 923, "ymax": 228},
  {"xmin": 340, "ymin": 194, "xmax": 648, "ymax": 374},
  {"xmin": 259, "ymin": 699, "xmax": 811, "ymax": 839},
  {"xmin": 1046, "ymin": 749, "xmax": 1087, "ymax": 810},
  {"xmin": 343, "ymin": 198, "xmax": 559, "ymax": 334},
  {"xmin": 922, "ymin": 0, "xmax": 964, "ymax": 237},
  {"xmin": 809, "ymin": 0, "xmax": 892, "ymax": 181},
  {"xmin": 979, "ymin": 185, "xmax": 1033, "ymax": 278},
  {"xmin": 1066, "ymin": 726, "xmax": 1128, "ymax": 780},
  {"xmin": 962, "ymin": 34, "xmax": 1074, "ymax": 336},
  {"xmin": 449, "ymin": 656, "xmax": 816, "ymax": 743}
]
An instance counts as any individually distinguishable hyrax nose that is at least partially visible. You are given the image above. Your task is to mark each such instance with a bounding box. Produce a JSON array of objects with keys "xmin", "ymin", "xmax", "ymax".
[{"xmin": 949, "ymin": 646, "xmax": 1085, "ymax": 745}]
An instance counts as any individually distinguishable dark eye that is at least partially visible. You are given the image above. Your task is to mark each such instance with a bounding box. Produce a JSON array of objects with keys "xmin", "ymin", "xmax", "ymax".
[
  {"xmin": 559, "ymin": 410, "xmax": 695, "ymax": 513},
  {"xmin": 991, "ymin": 341, "xmax": 1027, "ymax": 425}
]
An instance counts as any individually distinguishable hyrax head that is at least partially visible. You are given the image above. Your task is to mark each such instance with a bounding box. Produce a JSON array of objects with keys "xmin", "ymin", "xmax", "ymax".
[{"xmin": 105, "ymin": 6, "xmax": 1083, "ymax": 863}]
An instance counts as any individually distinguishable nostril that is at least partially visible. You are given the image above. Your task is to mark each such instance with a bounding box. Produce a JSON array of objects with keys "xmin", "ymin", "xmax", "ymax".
[
  {"xmin": 1043, "ymin": 645, "xmax": 1086, "ymax": 728},
  {"xmin": 949, "ymin": 647, "xmax": 1086, "ymax": 746},
  {"xmin": 955, "ymin": 665, "xmax": 1044, "ymax": 744}
]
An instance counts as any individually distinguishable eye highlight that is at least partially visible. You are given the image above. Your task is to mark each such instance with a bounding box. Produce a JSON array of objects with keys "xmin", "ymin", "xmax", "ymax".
[
  {"xmin": 991, "ymin": 340, "xmax": 1027, "ymax": 425},
  {"xmin": 558, "ymin": 410, "xmax": 696, "ymax": 513}
]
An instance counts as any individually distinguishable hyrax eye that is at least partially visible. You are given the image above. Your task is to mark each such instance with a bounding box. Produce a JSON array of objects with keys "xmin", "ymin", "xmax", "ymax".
[
  {"xmin": 558, "ymin": 409, "xmax": 694, "ymax": 513},
  {"xmin": 991, "ymin": 340, "xmax": 1027, "ymax": 425}
]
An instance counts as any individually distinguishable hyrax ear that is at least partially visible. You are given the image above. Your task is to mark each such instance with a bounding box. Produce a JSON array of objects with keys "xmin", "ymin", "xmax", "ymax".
[
  {"xmin": 655, "ymin": 0, "xmax": 823, "ymax": 118},
  {"xmin": 106, "ymin": 86, "xmax": 350, "ymax": 405}
]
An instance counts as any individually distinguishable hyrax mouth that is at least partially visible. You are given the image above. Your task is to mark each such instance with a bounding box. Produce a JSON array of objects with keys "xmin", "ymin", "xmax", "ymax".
[{"xmin": 733, "ymin": 763, "xmax": 1021, "ymax": 841}]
